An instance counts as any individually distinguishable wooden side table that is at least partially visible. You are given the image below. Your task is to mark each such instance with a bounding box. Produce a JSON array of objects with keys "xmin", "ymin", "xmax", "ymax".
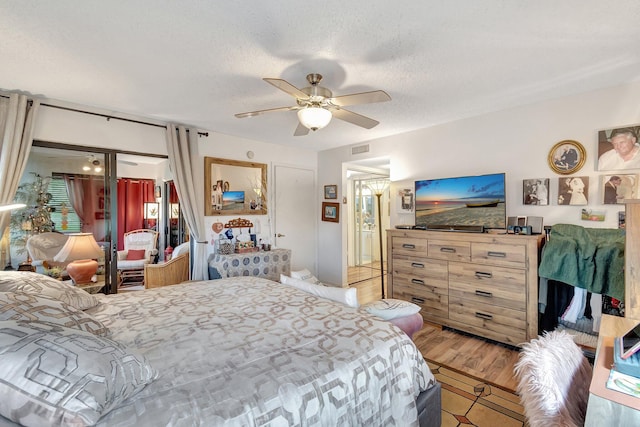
[{"xmin": 585, "ymin": 314, "xmax": 640, "ymax": 426}]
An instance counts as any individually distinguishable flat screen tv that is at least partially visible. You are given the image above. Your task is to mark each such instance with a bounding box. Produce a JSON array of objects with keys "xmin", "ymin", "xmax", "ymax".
[
  {"xmin": 222, "ymin": 191, "xmax": 245, "ymax": 210},
  {"xmin": 415, "ymin": 173, "xmax": 506, "ymax": 231}
]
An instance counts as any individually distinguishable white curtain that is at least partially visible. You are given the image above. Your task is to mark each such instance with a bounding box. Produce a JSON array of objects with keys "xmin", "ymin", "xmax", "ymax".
[
  {"xmin": 165, "ymin": 125, "xmax": 208, "ymax": 280},
  {"xmin": 0, "ymin": 94, "xmax": 40, "ymax": 233}
]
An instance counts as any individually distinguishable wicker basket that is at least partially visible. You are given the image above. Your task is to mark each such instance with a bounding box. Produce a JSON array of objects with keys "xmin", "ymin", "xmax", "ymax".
[{"xmin": 218, "ymin": 242, "xmax": 234, "ymax": 255}]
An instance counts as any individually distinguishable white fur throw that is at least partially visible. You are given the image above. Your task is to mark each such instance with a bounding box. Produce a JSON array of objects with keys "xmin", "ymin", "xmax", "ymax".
[{"xmin": 514, "ymin": 330, "xmax": 592, "ymax": 427}]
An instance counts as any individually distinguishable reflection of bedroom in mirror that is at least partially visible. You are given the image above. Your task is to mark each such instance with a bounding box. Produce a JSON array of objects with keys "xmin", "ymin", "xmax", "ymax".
[
  {"xmin": 164, "ymin": 181, "xmax": 188, "ymax": 249},
  {"xmin": 204, "ymin": 157, "xmax": 267, "ymax": 216}
]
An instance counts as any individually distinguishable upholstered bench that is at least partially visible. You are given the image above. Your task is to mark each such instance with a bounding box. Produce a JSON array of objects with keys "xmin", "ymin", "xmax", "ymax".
[{"xmin": 362, "ymin": 299, "xmax": 424, "ymax": 339}]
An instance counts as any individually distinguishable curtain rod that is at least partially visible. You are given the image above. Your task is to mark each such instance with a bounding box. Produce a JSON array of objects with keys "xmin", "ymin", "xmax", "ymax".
[
  {"xmin": 39, "ymin": 102, "xmax": 209, "ymax": 137},
  {"xmin": 0, "ymin": 93, "xmax": 208, "ymax": 137}
]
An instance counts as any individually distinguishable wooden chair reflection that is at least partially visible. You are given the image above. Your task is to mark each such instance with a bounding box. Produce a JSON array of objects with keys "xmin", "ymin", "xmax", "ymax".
[{"xmin": 144, "ymin": 253, "xmax": 190, "ymax": 289}]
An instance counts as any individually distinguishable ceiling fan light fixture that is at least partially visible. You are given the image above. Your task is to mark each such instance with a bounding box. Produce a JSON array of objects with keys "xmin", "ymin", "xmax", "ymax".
[{"xmin": 297, "ymin": 106, "xmax": 332, "ymax": 131}]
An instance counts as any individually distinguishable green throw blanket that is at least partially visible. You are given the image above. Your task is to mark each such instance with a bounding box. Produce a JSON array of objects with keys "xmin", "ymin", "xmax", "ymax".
[{"xmin": 538, "ymin": 223, "xmax": 625, "ymax": 301}]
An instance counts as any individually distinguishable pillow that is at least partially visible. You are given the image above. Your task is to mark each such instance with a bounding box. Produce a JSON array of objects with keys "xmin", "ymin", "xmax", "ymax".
[
  {"xmin": 362, "ymin": 298, "xmax": 421, "ymax": 320},
  {"xmin": 0, "ymin": 291, "xmax": 110, "ymax": 337},
  {"xmin": 290, "ymin": 268, "xmax": 321, "ymax": 284},
  {"xmin": 0, "ymin": 271, "xmax": 99, "ymax": 310},
  {"xmin": 0, "ymin": 320, "xmax": 157, "ymax": 427},
  {"xmin": 172, "ymin": 241, "xmax": 190, "ymax": 257},
  {"xmin": 126, "ymin": 249, "xmax": 146, "ymax": 260},
  {"xmin": 280, "ymin": 274, "xmax": 359, "ymax": 308}
]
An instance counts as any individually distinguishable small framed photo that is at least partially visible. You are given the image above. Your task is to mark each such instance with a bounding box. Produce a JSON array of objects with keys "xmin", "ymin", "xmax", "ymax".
[
  {"xmin": 558, "ymin": 176, "xmax": 589, "ymax": 205},
  {"xmin": 523, "ymin": 178, "xmax": 549, "ymax": 205},
  {"xmin": 581, "ymin": 209, "xmax": 605, "ymax": 222},
  {"xmin": 397, "ymin": 188, "xmax": 414, "ymax": 213},
  {"xmin": 322, "ymin": 202, "xmax": 340, "ymax": 222},
  {"xmin": 548, "ymin": 140, "xmax": 586, "ymax": 175},
  {"xmin": 601, "ymin": 173, "xmax": 637, "ymax": 204},
  {"xmin": 324, "ymin": 184, "xmax": 338, "ymax": 199}
]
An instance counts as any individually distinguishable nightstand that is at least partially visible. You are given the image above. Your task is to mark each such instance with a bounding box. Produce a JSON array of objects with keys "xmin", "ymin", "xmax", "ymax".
[{"xmin": 74, "ymin": 276, "xmax": 105, "ymax": 294}]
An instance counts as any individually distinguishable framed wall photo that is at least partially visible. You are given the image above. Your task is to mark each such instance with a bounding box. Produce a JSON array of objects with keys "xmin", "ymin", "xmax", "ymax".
[
  {"xmin": 397, "ymin": 188, "xmax": 415, "ymax": 213},
  {"xmin": 597, "ymin": 125, "xmax": 640, "ymax": 171},
  {"xmin": 523, "ymin": 178, "xmax": 549, "ymax": 205},
  {"xmin": 324, "ymin": 184, "xmax": 338, "ymax": 199},
  {"xmin": 322, "ymin": 202, "xmax": 340, "ymax": 222},
  {"xmin": 601, "ymin": 173, "xmax": 638, "ymax": 204},
  {"xmin": 558, "ymin": 176, "xmax": 589, "ymax": 205},
  {"xmin": 548, "ymin": 140, "xmax": 586, "ymax": 175}
]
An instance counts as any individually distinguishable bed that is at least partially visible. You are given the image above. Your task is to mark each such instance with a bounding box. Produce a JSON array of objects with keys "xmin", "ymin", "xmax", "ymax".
[{"xmin": 0, "ymin": 273, "xmax": 440, "ymax": 426}]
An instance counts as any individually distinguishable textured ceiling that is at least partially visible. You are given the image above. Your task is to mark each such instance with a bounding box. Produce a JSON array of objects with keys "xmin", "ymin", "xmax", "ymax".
[{"xmin": 2, "ymin": 1, "xmax": 640, "ymax": 152}]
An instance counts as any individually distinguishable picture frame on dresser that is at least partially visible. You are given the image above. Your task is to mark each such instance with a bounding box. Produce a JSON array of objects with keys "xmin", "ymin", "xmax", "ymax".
[{"xmin": 322, "ymin": 202, "xmax": 339, "ymax": 222}]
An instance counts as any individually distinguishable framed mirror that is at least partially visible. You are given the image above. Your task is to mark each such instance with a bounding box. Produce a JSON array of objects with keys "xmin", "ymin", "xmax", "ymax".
[{"xmin": 204, "ymin": 157, "xmax": 267, "ymax": 216}]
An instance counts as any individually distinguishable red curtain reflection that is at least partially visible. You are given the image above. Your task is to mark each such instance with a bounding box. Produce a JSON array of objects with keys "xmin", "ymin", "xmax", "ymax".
[{"xmin": 116, "ymin": 178, "xmax": 155, "ymax": 250}]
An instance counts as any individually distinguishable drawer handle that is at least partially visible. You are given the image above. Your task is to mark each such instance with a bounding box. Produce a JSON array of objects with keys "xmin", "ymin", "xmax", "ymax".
[
  {"xmin": 411, "ymin": 297, "xmax": 425, "ymax": 304},
  {"xmin": 487, "ymin": 251, "xmax": 506, "ymax": 258},
  {"xmin": 475, "ymin": 271, "xmax": 493, "ymax": 279},
  {"xmin": 411, "ymin": 262, "xmax": 424, "ymax": 268},
  {"xmin": 475, "ymin": 312, "xmax": 493, "ymax": 320},
  {"xmin": 440, "ymin": 247, "xmax": 456, "ymax": 253},
  {"xmin": 411, "ymin": 278, "xmax": 425, "ymax": 285},
  {"xmin": 475, "ymin": 290, "xmax": 493, "ymax": 298},
  {"xmin": 402, "ymin": 243, "xmax": 416, "ymax": 249}
]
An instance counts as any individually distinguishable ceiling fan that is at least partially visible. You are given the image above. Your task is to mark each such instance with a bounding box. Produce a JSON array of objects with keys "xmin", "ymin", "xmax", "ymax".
[{"xmin": 235, "ymin": 73, "xmax": 391, "ymax": 136}]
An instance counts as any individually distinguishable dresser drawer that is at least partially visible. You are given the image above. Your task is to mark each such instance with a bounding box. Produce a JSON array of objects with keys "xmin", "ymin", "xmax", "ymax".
[
  {"xmin": 471, "ymin": 242, "xmax": 526, "ymax": 268},
  {"xmin": 428, "ymin": 239, "xmax": 471, "ymax": 262},
  {"xmin": 392, "ymin": 237, "xmax": 428, "ymax": 256},
  {"xmin": 448, "ymin": 261, "xmax": 526, "ymax": 311},
  {"xmin": 392, "ymin": 256, "xmax": 448, "ymax": 280},
  {"xmin": 449, "ymin": 299, "xmax": 526, "ymax": 344},
  {"xmin": 393, "ymin": 281, "xmax": 449, "ymax": 321}
]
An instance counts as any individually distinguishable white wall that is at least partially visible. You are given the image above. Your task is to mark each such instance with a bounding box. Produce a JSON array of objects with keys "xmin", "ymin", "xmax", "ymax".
[
  {"xmin": 197, "ymin": 132, "xmax": 317, "ymax": 258},
  {"xmin": 318, "ymin": 80, "xmax": 640, "ymax": 284}
]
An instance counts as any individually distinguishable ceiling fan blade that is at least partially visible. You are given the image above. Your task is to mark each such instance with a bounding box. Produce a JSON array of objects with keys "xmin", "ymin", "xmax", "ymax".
[
  {"xmin": 293, "ymin": 122, "xmax": 310, "ymax": 136},
  {"xmin": 330, "ymin": 108, "xmax": 380, "ymax": 129},
  {"xmin": 235, "ymin": 105, "xmax": 298, "ymax": 118},
  {"xmin": 263, "ymin": 78, "xmax": 309, "ymax": 99},
  {"xmin": 330, "ymin": 90, "xmax": 391, "ymax": 107}
]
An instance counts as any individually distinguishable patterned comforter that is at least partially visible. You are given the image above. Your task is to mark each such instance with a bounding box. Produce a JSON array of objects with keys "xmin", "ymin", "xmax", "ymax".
[{"xmin": 80, "ymin": 277, "xmax": 435, "ymax": 426}]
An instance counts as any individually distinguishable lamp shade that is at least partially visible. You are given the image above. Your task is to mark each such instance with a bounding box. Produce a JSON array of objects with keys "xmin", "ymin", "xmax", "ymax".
[
  {"xmin": 54, "ymin": 233, "xmax": 104, "ymax": 285},
  {"xmin": 297, "ymin": 106, "xmax": 332, "ymax": 131},
  {"xmin": 367, "ymin": 179, "xmax": 390, "ymax": 196}
]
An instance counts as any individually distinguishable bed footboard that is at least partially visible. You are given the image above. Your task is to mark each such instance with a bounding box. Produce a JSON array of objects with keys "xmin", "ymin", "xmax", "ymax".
[{"xmin": 417, "ymin": 382, "xmax": 442, "ymax": 427}]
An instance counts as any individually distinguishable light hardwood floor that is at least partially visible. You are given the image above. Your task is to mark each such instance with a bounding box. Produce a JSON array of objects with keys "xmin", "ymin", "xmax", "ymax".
[{"xmin": 349, "ymin": 269, "xmax": 521, "ymax": 392}]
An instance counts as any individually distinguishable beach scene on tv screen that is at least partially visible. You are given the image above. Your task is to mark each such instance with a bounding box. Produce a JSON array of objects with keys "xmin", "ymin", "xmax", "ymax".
[
  {"xmin": 222, "ymin": 191, "xmax": 245, "ymax": 210},
  {"xmin": 415, "ymin": 173, "xmax": 506, "ymax": 229}
]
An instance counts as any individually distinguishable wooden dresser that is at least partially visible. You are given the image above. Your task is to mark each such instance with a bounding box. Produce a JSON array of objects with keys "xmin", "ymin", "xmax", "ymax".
[{"xmin": 387, "ymin": 229, "xmax": 544, "ymax": 346}]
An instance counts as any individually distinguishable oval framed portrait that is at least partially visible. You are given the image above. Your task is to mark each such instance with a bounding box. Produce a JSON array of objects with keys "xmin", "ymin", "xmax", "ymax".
[{"xmin": 548, "ymin": 140, "xmax": 586, "ymax": 175}]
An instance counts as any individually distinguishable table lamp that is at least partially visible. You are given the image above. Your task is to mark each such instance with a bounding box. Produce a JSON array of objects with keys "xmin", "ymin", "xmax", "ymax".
[{"xmin": 53, "ymin": 233, "xmax": 104, "ymax": 284}]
